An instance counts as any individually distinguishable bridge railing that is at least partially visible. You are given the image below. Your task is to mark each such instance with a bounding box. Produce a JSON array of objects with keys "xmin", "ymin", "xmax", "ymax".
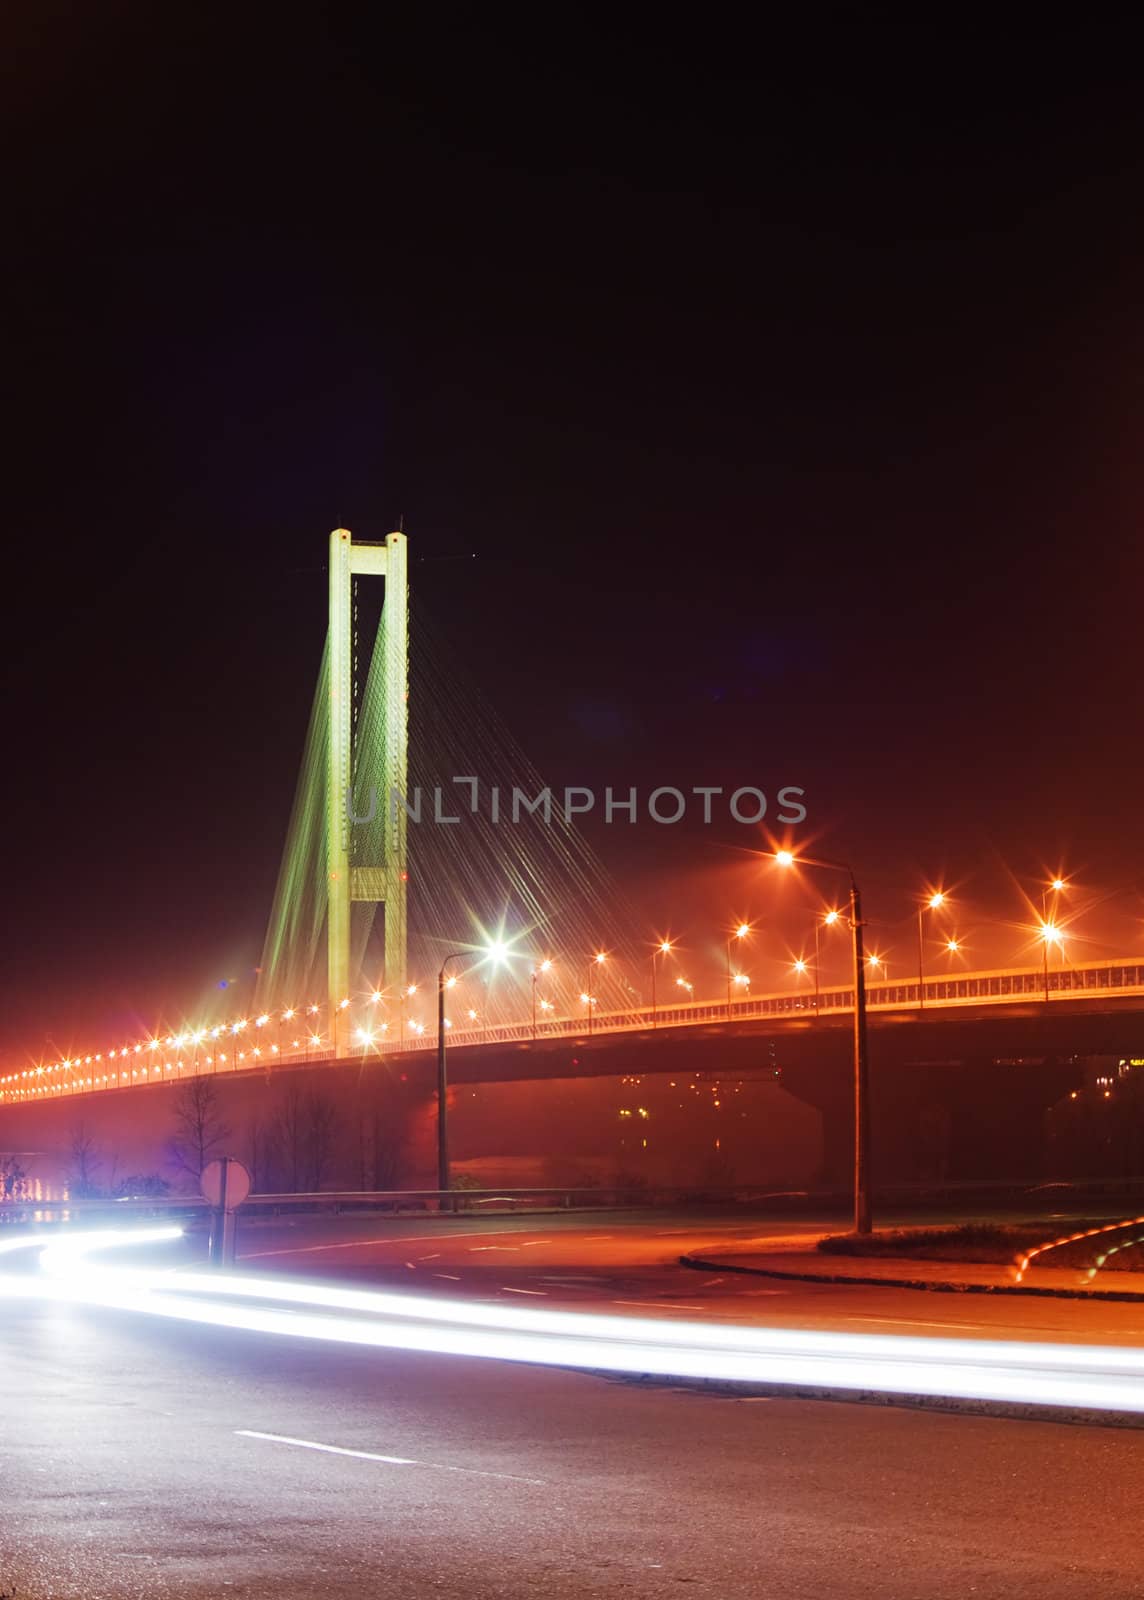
[{"xmin": 7, "ymin": 955, "xmax": 1144, "ymax": 1104}]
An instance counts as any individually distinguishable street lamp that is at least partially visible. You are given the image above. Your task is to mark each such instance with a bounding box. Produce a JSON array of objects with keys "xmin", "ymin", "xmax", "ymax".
[
  {"xmin": 917, "ymin": 890, "xmax": 946, "ymax": 1011},
  {"xmin": 726, "ymin": 922, "xmax": 750, "ymax": 1019},
  {"xmin": 812, "ymin": 908, "xmax": 845, "ymax": 1015},
  {"xmin": 651, "ymin": 939, "xmax": 673, "ymax": 1029},
  {"xmin": 437, "ymin": 943, "xmax": 508, "ymax": 1194},
  {"xmin": 531, "ymin": 958, "xmax": 553, "ymax": 1039},
  {"xmin": 1039, "ymin": 921, "xmax": 1064, "ymax": 1003},
  {"xmin": 586, "ymin": 952, "xmax": 606, "ymax": 1035},
  {"xmin": 774, "ymin": 850, "xmax": 873, "ymax": 1235}
]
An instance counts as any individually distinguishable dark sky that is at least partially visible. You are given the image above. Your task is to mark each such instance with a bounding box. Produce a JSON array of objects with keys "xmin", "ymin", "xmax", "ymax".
[{"xmin": 4, "ymin": 12, "xmax": 1144, "ymax": 1058}]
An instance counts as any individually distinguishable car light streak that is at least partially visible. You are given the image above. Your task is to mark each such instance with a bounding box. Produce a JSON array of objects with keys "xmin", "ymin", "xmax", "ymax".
[{"xmin": 7, "ymin": 1226, "xmax": 1144, "ymax": 1415}]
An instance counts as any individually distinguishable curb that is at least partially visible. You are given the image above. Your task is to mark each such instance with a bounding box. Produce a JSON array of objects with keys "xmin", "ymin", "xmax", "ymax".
[
  {"xmin": 597, "ymin": 1371, "xmax": 1144, "ymax": 1430},
  {"xmin": 678, "ymin": 1254, "xmax": 1144, "ymax": 1303}
]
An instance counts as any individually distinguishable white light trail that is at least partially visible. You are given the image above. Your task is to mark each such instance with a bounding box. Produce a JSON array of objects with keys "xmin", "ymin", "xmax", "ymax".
[{"xmin": 7, "ymin": 1226, "xmax": 1144, "ymax": 1416}]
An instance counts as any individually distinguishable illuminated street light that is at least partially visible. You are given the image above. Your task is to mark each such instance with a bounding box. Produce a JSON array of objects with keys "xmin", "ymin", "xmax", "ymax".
[
  {"xmin": 811, "ymin": 907, "xmax": 847, "ymax": 1015},
  {"xmin": 586, "ymin": 952, "xmax": 606, "ymax": 1036},
  {"xmin": 437, "ymin": 943, "xmax": 520, "ymax": 1197},
  {"xmin": 774, "ymin": 849, "xmax": 873, "ymax": 1235},
  {"xmin": 530, "ymin": 958, "xmax": 554, "ymax": 1039},
  {"xmin": 917, "ymin": 889, "xmax": 948, "ymax": 1011},
  {"xmin": 727, "ymin": 923, "xmax": 751, "ymax": 1019},
  {"xmin": 651, "ymin": 938, "xmax": 674, "ymax": 1029},
  {"xmin": 1040, "ymin": 920, "xmax": 1065, "ymax": 1003}
]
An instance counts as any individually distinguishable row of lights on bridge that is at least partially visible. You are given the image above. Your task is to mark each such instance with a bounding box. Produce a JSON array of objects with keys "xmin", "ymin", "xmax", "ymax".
[{"xmin": 0, "ymin": 871, "xmax": 1078, "ymax": 1102}]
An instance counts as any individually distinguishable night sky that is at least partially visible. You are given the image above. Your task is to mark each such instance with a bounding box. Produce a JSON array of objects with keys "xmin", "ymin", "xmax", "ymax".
[{"xmin": 5, "ymin": 13, "xmax": 1144, "ymax": 1059}]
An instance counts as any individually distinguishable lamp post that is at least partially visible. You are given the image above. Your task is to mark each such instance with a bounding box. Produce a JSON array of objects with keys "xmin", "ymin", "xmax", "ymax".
[
  {"xmin": 586, "ymin": 952, "xmax": 606, "ymax": 1035},
  {"xmin": 437, "ymin": 942, "xmax": 509, "ymax": 1196},
  {"xmin": 726, "ymin": 923, "xmax": 750, "ymax": 1020},
  {"xmin": 1040, "ymin": 922, "xmax": 1063, "ymax": 1003},
  {"xmin": 435, "ymin": 955, "xmax": 468, "ymax": 1193},
  {"xmin": 531, "ymin": 958, "xmax": 553, "ymax": 1040},
  {"xmin": 916, "ymin": 891, "xmax": 946, "ymax": 1011},
  {"xmin": 651, "ymin": 940, "xmax": 672, "ymax": 1028},
  {"xmin": 775, "ymin": 850, "xmax": 872, "ymax": 1235}
]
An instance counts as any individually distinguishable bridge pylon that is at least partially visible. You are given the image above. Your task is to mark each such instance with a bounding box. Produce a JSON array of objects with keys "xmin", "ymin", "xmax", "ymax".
[{"xmin": 327, "ymin": 527, "xmax": 408, "ymax": 1054}]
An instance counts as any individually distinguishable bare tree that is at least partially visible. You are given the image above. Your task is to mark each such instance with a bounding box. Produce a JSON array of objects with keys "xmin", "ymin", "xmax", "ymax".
[
  {"xmin": 303, "ymin": 1093, "xmax": 340, "ymax": 1190},
  {"xmin": 68, "ymin": 1122, "xmax": 102, "ymax": 1198},
  {"xmin": 169, "ymin": 1077, "xmax": 231, "ymax": 1184},
  {"xmin": 369, "ymin": 1112, "xmax": 408, "ymax": 1190},
  {"xmin": 272, "ymin": 1082, "xmax": 305, "ymax": 1191},
  {"xmin": 247, "ymin": 1114, "xmax": 270, "ymax": 1193},
  {"xmin": 268, "ymin": 1086, "xmax": 341, "ymax": 1192},
  {"xmin": 1, "ymin": 1154, "xmax": 29, "ymax": 1202}
]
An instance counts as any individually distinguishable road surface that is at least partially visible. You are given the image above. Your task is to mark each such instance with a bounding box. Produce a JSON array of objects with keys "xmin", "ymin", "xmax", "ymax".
[{"xmin": 4, "ymin": 1288, "xmax": 1144, "ymax": 1599}]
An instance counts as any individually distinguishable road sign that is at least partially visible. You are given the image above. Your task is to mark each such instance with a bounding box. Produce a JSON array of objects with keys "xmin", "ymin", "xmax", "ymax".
[{"xmin": 200, "ymin": 1156, "xmax": 251, "ymax": 1210}]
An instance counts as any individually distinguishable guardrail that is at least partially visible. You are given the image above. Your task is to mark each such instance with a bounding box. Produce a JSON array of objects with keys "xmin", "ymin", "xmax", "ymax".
[
  {"xmin": 9, "ymin": 1175, "xmax": 1144, "ymax": 1227},
  {"xmin": 9, "ymin": 954, "xmax": 1144, "ymax": 1108}
]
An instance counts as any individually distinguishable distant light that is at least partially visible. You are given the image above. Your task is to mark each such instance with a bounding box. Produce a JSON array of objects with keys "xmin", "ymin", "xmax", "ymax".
[
  {"xmin": 1040, "ymin": 922, "xmax": 1064, "ymax": 946},
  {"xmin": 927, "ymin": 892, "xmax": 946, "ymax": 910},
  {"xmin": 538, "ymin": 958, "xmax": 554, "ymax": 973},
  {"xmin": 282, "ymin": 1009, "xmax": 295, "ymax": 1021},
  {"xmin": 733, "ymin": 972, "xmax": 750, "ymax": 987},
  {"xmin": 1051, "ymin": 878, "xmax": 1067, "ymax": 892},
  {"xmin": 867, "ymin": 954, "xmax": 882, "ymax": 968},
  {"xmin": 775, "ymin": 851, "xmax": 795, "ymax": 867},
  {"xmin": 823, "ymin": 910, "xmax": 841, "ymax": 926},
  {"xmin": 734, "ymin": 923, "xmax": 750, "ymax": 940},
  {"xmin": 255, "ymin": 1014, "xmax": 270, "ymax": 1027},
  {"xmin": 657, "ymin": 942, "xmax": 672, "ymax": 956},
  {"xmin": 594, "ymin": 951, "xmax": 606, "ymax": 965},
  {"xmin": 485, "ymin": 941, "xmax": 509, "ymax": 964},
  {"xmin": 793, "ymin": 959, "xmax": 808, "ymax": 974},
  {"xmin": 405, "ymin": 984, "xmax": 418, "ymax": 997},
  {"xmin": 946, "ymin": 939, "xmax": 961, "ymax": 953},
  {"xmin": 338, "ymin": 998, "xmax": 350, "ymax": 1010}
]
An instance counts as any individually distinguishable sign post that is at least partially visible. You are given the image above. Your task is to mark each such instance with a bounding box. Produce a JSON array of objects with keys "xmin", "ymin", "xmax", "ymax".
[{"xmin": 201, "ymin": 1156, "xmax": 251, "ymax": 1267}]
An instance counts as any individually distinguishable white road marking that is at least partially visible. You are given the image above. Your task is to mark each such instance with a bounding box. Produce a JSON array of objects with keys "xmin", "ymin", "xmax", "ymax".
[
  {"xmin": 469, "ymin": 1245, "xmax": 520, "ymax": 1252},
  {"xmin": 433, "ymin": 1273, "xmax": 462, "ymax": 1281},
  {"xmin": 501, "ymin": 1287, "xmax": 547, "ymax": 1296},
  {"xmin": 701, "ymin": 1278, "xmax": 725, "ymax": 1287},
  {"xmin": 418, "ymin": 1253, "xmax": 441, "ymax": 1261},
  {"xmin": 236, "ymin": 1430, "xmax": 414, "ymax": 1465},
  {"xmin": 236, "ymin": 1430, "xmax": 546, "ymax": 1484}
]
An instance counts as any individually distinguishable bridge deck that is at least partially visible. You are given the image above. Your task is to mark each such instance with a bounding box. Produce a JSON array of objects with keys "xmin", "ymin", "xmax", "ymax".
[{"xmin": 5, "ymin": 956, "xmax": 1144, "ymax": 1104}]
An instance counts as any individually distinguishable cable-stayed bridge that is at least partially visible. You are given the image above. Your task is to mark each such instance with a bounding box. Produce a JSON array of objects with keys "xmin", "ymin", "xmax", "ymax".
[{"xmin": 5, "ymin": 526, "xmax": 1144, "ymax": 1110}]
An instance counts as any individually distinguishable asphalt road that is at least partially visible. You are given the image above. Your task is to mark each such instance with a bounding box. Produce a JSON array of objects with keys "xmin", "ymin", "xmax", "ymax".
[
  {"xmin": 230, "ymin": 1207, "xmax": 1144, "ymax": 1346},
  {"xmin": 5, "ymin": 1286, "xmax": 1144, "ymax": 1600}
]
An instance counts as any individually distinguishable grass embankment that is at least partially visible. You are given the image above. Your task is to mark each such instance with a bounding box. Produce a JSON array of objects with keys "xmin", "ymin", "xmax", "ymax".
[{"xmin": 817, "ymin": 1221, "xmax": 1144, "ymax": 1271}]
